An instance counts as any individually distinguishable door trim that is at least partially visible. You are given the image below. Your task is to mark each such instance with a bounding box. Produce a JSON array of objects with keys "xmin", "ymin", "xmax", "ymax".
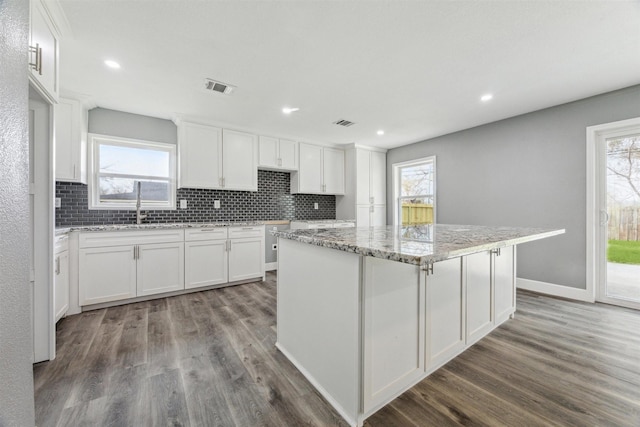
[{"xmin": 586, "ymin": 117, "xmax": 640, "ymax": 306}]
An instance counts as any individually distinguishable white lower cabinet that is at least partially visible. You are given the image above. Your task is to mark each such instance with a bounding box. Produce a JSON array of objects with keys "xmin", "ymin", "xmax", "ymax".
[
  {"xmin": 494, "ymin": 246, "xmax": 515, "ymax": 323},
  {"xmin": 185, "ymin": 240, "xmax": 228, "ymax": 289},
  {"xmin": 137, "ymin": 242, "xmax": 185, "ymax": 296},
  {"xmin": 78, "ymin": 230, "xmax": 184, "ymax": 306},
  {"xmin": 229, "ymin": 237, "xmax": 264, "ymax": 282},
  {"xmin": 54, "ymin": 237, "xmax": 69, "ymax": 322},
  {"xmin": 425, "ymin": 257, "xmax": 464, "ymax": 369},
  {"xmin": 79, "ymin": 245, "xmax": 137, "ymax": 305},
  {"xmin": 363, "ymin": 257, "xmax": 425, "ymax": 412},
  {"xmin": 78, "ymin": 227, "xmax": 265, "ymax": 307},
  {"xmin": 184, "ymin": 227, "xmax": 229, "ymax": 289},
  {"xmin": 465, "ymin": 250, "xmax": 494, "ymax": 345}
]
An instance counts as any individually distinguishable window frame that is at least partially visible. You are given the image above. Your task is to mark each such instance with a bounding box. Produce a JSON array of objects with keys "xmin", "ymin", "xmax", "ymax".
[
  {"xmin": 392, "ymin": 156, "xmax": 436, "ymax": 226},
  {"xmin": 87, "ymin": 133, "xmax": 177, "ymax": 210}
]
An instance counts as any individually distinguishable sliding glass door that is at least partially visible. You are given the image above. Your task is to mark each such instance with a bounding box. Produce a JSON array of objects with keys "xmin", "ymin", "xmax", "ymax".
[{"xmin": 598, "ymin": 130, "xmax": 640, "ymax": 309}]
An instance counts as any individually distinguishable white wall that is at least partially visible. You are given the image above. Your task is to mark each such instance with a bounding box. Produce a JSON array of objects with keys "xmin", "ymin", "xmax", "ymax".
[
  {"xmin": 387, "ymin": 85, "xmax": 640, "ymax": 290},
  {"xmin": 0, "ymin": 0, "xmax": 36, "ymax": 424}
]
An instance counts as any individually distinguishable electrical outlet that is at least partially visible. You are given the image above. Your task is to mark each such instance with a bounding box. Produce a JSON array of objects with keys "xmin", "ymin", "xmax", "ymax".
[
  {"xmin": 214, "ymin": 200, "xmax": 221, "ymax": 209},
  {"xmin": 55, "ymin": 197, "xmax": 61, "ymax": 208},
  {"xmin": 314, "ymin": 202, "xmax": 319, "ymax": 210},
  {"xmin": 180, "ymin": 199, "xmax": 187, "ymax": 209},
  {"xmin": 272, "ymin": 244, "xmax": 278, "ymax": 251}
]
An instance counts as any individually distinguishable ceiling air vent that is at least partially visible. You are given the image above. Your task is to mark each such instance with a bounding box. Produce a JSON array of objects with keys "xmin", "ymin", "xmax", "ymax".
[
  {"xmin": 204, "ymin": 78, "xmax": 236, "ymax": 95},
  {"xmin": 333, "ymin": 119, "xmax": 355, "ymax": 127}
]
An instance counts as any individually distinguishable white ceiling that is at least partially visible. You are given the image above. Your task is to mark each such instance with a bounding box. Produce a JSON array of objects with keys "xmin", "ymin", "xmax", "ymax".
[{"xmin": 55, "ymin": 0, "xmax": 640, "ymax": 149}]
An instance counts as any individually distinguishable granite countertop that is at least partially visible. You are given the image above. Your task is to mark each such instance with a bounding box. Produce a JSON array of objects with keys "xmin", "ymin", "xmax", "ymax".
[
  {"xmin": 55, "ymin": 221, "xmax": 271, "ymax": 235},
  {"xmin": 290, "ymin": 219, "xmax": 356, "ymax": 224},
  {"xmin": 273, "ymin": 224, "xmax": 565, "ymax": 267}
]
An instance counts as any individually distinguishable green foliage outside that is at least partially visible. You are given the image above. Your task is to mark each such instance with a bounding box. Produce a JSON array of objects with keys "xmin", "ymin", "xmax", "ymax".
[{"xmin": 607, "ymin": 240, "xmax": 640, "ymax": 264}]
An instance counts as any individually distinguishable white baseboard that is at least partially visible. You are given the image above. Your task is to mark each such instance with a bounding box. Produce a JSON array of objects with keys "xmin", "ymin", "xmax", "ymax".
[
  {"xmin": 265, "ymin": 262, "xmax": 277, "ymax": 272},
  {"xmin": 517, "ymin": 278, "xmax": 595, "ymax": 302}
]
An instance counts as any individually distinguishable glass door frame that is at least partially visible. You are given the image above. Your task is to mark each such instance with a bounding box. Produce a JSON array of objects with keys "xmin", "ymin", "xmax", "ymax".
[{"xmin": 587, "ymin": 117, "xmax": 640, "ymax": 309}]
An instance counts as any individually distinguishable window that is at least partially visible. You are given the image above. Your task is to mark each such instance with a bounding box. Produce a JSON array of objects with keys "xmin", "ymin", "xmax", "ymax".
[
  {"xmin": 88, "ymin": 134, "xmax": 177, "ymax": 210},
  {"xmin": 393, "ymin": 156, "xmax": 436, "ymax": 225}
]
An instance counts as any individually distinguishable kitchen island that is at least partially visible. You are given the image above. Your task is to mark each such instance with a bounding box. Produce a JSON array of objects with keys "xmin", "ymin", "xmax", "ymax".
[{"xmin": 273, "ymin": 224, "xmax": 564, "ymax": 427}]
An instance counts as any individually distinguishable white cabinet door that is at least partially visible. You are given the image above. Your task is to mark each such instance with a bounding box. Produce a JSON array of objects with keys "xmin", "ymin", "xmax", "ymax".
[
  {"xmin": 222, "ymin": 129, "xmax": 258, "ymax": 191},
  {"xmin": 298, "ymin": 143, "xmax": 323, "ymax": 194},
  {"xmin": 258, "ymin": 135, "xmax": 279, "ymax": 168},
  {"xmin": 425, "ymin": 257, "xmax": 464, "ymax": 370},
  {"xmin": 465, "ymin": 251, "xmax": 494, "ymax": 345},
  {"xmin": 79, "ymin": 246, "xmax": 137, "ymax": 305},
  {"xmin": 229, "ymin": 238, "xmax": 263, "ymax": 282},
  {"xmin": 137, "ymin": 242, "xmax": 185, "ymax": 296},
  {"xmin": 185, "ymin": 240, "xmax": 228, "ymax": 289},
  {"xmin": 323, "ymin": 147, "xmax": 345, "ymax": 195},
  {"xmin": 29, "ymin": 0, "xmax": 59, "ymax": 102},
  {"xmin": 356, "ymin": 205, "xmax": 371, "ymax": 227},
  {"xmin": 370, "ymin": 151, "xmax": 386, "ymax": 205},
  {"xmin": 54, "ymin": 250, "xmax": 69, "ymax": 322},
  {"xmin": 363, "ymin": 257, "xmax": 425, "ymax": 412},
  {"xmin": 55, "ymin": 98, "xmax": 87, "ymax": 183},
  {"xmin": 356, "ymin": 149, "xmax": 371, "ymax": 205},
  {"xmin": 179, "ymin": 122, "xmax": 223, "ymax": 189},
  {"xmin": 371, "ymin": 205, "xmax": 386, "ymax": 226},
  {"xmin": 279, "ymin": 139, "xmax": 298, "ymax": 170},
  {"xmin": 494, "ymin": 246, "xmax": 515, "ymax": 324}
]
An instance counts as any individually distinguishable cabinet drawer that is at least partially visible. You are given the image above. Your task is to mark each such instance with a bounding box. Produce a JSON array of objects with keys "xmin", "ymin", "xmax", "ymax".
[
  {"xmin": 228, "ymin": 226, "xmax": 264, "ymax": 239},
  {"xmin": 185, "ymin": 227, "xmax": 228, "ymax": 241},
  {"xmin": 79, "ymin": 229, "xmax": 185, "ymax": 248}
]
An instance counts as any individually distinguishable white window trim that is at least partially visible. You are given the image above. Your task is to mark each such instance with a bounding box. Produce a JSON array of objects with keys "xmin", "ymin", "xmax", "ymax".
[
  {"xmin": 392, "ymin": 156, "xmax": 436, "ymax": 226},
  {"xmin": 87, "ymin": 133, "xmax": 177, "ymax": 210}
]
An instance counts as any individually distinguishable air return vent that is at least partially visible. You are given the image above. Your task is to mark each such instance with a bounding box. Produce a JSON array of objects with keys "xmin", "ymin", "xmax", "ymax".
[
  {"xmin": 204, "ymin": 78, "xmax": 236, "ymax": 95},
  {"xmin": 333, "ymin": 119, "xmax": 355, "ymax": 127}
]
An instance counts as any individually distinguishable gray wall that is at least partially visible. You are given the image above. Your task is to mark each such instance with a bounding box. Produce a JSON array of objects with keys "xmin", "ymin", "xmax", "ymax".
[
  {"xmin": 0, "ymin": 0, "xmax": 36, "ymax": 424},
  {"xmin": 387, "ymin": 85, "xmax": 640, "ymax": 290},
  {"xmin": 88, "ymin": 107, "xmax": 177, "ymax": 144}
]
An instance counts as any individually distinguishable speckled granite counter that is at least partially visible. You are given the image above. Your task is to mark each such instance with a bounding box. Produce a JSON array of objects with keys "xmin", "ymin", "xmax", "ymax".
[
  {"xmin": 273, "ymin": 224, "xmax": 564, "ymax": 267},
  {"xmin": 290, "ymin": 219, "xmax": 355, "ymax": 224},
  {"xmin": 55, "ymin": 221, "xmax": 266, "ymax": 235}
]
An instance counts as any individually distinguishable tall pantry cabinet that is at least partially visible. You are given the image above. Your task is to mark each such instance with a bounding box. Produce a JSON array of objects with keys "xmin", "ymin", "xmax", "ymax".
[{"xmin": 336, "ymin": 145, "xmax": 387, "ymax": 227}]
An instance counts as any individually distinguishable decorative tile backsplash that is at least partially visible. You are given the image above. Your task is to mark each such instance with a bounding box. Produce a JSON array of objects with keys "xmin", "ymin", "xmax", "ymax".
[{"xmin": 55, "ymin": 170, "xmax": 336, "ymax": 226}]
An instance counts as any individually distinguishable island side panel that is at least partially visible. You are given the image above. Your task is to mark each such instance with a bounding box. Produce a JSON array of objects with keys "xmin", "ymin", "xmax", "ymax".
[{"xmin": 276, "ymin": 238, "xmax": 361, "ymax": 425}]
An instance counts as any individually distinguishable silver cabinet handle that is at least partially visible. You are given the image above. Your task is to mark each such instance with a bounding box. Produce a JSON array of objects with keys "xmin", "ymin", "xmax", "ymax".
[
  {"xmin": 278, "ymin": 158, "xmax": 282, "ymax": 167},
  {"xmin": 227, "ymin": 240, "xmax": 231, "ymax": 251},
  {"xmin": 55, "ymin": 256, "xmax": 60, "ymax": 275},
  {"xmin": 370, "ymin": 196, "xmax": 374, "ymax": 204},
  {"xmin": 29, "ymin": 44, "xmax": 42, "ymax": 75},
  {"xmin": 133, "ymin": 246, "xmax": 136, "ymax": 260}
]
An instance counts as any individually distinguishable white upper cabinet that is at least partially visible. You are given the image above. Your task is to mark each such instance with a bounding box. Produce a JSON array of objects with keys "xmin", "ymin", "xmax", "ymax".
[
  {"xmin": 336, "ymin": 146, "xmax": 387, "ymax": 225},
  {"xmin": 370, "ymin": 151, "xmax": 386, "ymax": 205},
  {"xmin": 323, "ymin": 147, "xmax": 345, "ymax": 195},
  {"xmin": 178, "ymin": 122, "xmax": 257, "ymax": 191},
  {"xmin": 223, "ymin": 129, "xmax": 258, "ymax": 191},
  {"xmin": 258, "ymin": 136, "xmax": 298, "ymax": 171},
  {"xmin": 292, "ymin": 142, "xmax": 344, "ymax": 195},
  {"xmin": 55, "ymin": 98, "xmax": 87, "ymax": 183},
  {"xmin": 29, "ymin": 0, "xmax": 59, "ymax": 103}
]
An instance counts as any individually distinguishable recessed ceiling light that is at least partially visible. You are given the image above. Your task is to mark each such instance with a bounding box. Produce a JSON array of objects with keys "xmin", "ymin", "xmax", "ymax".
[
  {"xmin": 377, "ymin": 130, "xmax": 385, "ymax": 136},
  {"xmin": 282, "ymin": 107, "xmax": 299, "ymax": 114},
  {"xmin": 481, "ymin": 94, "xmax": 493, "ymax": 102},
  {"xmin": 104, "ymin": 60, "xmax": 121, "ymax": 69}
]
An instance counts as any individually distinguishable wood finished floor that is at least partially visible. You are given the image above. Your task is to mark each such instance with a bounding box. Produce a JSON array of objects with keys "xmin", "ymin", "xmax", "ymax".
[{"xmin": 34, "ymin": 272, "xmax": 640, "ymax": 426}]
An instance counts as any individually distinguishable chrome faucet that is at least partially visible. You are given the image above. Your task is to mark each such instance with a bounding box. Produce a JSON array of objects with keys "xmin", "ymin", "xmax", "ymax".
[{"xmin": 136, "ymin": 181, "xmax": 147, "ymax": 225}]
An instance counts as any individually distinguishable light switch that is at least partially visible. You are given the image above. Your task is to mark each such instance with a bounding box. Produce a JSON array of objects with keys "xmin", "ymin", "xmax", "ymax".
[
  {"xmin": 214, "ymin": 200, "xmax": 221, "ymax": 209},
  {"xmin": 180, "ymin": 199, "xmax": 187, "ymax": 209},
  {"xmin": 55, "ymin": 197, "xmax": 61, "ymax": 208},
  {"xmin": 314, "ymin": 202, "xmax": 319, "ymax": 210}
]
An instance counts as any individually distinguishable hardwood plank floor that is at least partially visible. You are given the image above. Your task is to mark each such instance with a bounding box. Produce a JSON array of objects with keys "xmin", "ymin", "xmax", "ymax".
[{"xmin": 34, "ymin": 273, "xmax": 640, "ymax": 426}]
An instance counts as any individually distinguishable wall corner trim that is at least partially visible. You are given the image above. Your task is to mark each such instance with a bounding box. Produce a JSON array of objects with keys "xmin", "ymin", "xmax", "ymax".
[{"xmin": 516, "ymin": 278, "xmax": 595, "ymax": 303}]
